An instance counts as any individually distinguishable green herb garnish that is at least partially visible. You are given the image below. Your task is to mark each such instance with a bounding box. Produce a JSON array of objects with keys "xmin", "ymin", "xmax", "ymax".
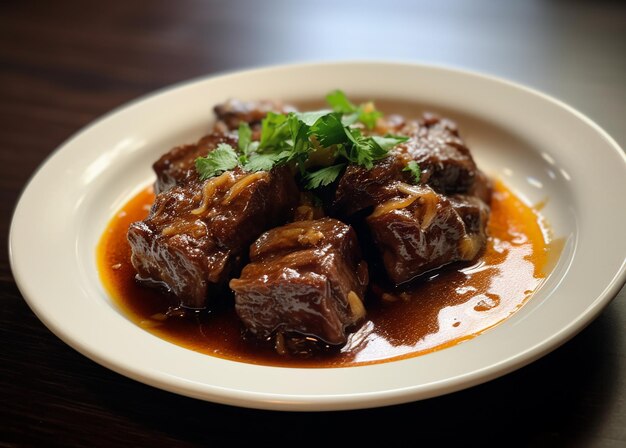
[
  {"xmin": 195, "ymin": 91, "xmax": 413, "ymax": 189},
  {"xmin": 195, "ymin": 143, "xmax": 240, "ymax": 180},
  {"xmin": 243, "ymin": 151, "xmax": 289, "ymax": 172},
  {"xmin": 303, "ymin": 163, "xmax": 347, "ymax": 189},
  {"xmin": 237, "ymin": 122, "xmax": 253, "ymax": 157},
  {"xmin": 403, "ymin": 160, "xmax": 422, "ymax": 184},
  {"xmin": 325, "ymin": 89, "xmax": 382, "ymax": 130}
]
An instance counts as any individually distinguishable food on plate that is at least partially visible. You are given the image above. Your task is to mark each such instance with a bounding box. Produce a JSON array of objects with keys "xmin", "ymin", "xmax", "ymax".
[
  {"xmin": 366, "ymin": 185, "xmax": 490, "ymax": 284},
  {"xmin": 98, "ymin": 91, "xmax": 552, "ymax": 366},
  {"xmin": 332, "ymin": 112, "xmax": 483, "ymax": 216},
  {"xmin": 230, "ymin": 217, "xmax": 369, "ymax": 352},
  {"xmin": 128, "ymin": 163, "xmax": 298, "ymax": 309},
  {"xmin": 213, "ymin": 98, "xmax": 296, "ymax": 133}
]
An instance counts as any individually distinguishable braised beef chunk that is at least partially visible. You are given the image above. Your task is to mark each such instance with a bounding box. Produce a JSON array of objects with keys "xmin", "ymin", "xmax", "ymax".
[
  {"xmin": 152, "ymin": 133, "xmax": 237, "ymax": 194},
  {"xmin": 213, "ymin": 99, "xmax": 296, "ymax": 131},
  {"xmin": 331, "ymin": 111, "xmax": 490, "ymax": 285},
  {"xmin": 448, "ymin": 194, "xmax": 490, "ymax": 235},
  {"xmin": 154, "ymin": 100, "xmax": 297, "ymax": 194},
  {"xmin": 395, "ymin": 114, "xmax": 477, "ymax": 194},
  {"xmin": 468, "ymin": 169, "xmax": 493, "ymax": 206},
  {"xmin": 333, "ymin": 113, "xmax": 479, "ymax": 217},
  {"xmin": 292, "ymin": 192, "xmax": 326, "ymax": 222},
  {"xmin": 128, "ymin": 165, "xmax": 299, "ymax": 308},
  {"xmin": 366, "ymin": 184, "xmax": 489, "ymax": 284},
  {"xmin": 332, "ymin": 155, "xmax": 410, "ymax": 217},
  {"xmin": 229, "ymin": 218, "xmax": 369, "ymax": 348}
]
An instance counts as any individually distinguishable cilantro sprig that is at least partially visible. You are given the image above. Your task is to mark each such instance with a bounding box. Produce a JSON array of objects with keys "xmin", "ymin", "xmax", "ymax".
[
  {"xmin": 195, "ymin": 91, "xmax": 413, "ymax": 189},
  {"xmin": 325, "ymin": 90, "xmax": 382, "ymax": 130},
  {"xmin": 195, "ymin": 143, "xmax": 240, "ymax": 180},
  {"xmin": 403, "ymin": 160, "xmax": 422, "ymax": 184}
]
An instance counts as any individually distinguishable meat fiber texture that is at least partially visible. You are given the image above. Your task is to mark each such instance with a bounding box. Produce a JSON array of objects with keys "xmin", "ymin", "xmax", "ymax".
[
  {"xmin": 152, "ymin": 133, "xmax": 238, "ymax": 194},
  {"xmin": 367, "ymin": 184, "xmax": 490, "ymax": 284},
  {"xmin": 229, "ymin": 218, "xmax": 369, "ymax": 347},
  {"xmin": 333, "ymin": 112, "xmax": 492, "ymax": 284},
  {"xmin": 128, "ymin": 132, "xmax": 299, "ymax": 309},
  {"xmin": 213, "ymin": 98, "xmax": 296, "ymax": 131},
  {"xmin": 332, "ymin": 113, "xmax": 482, "ymax": 217}
]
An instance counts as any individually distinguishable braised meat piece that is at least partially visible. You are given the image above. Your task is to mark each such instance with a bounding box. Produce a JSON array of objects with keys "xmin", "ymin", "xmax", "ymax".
[
  {"xmin": 395, "ymin": 113, "xmax": 477, "ymax": 194},
  {"xmin": 128, "ymin": 165, "xmax": 299, "ymax": 308},
  {"xmin": 366, "ymin": 183, "xmax": 489, "ymax": 284},
  {"xmin": 332, "ymin": 155, "xmax": 409, "ymax": 217},
  {"xmin": 229, "ymin": 218, "xmax": 369, "ymax": 349},
  {"xmin": 152, "ymin": 133, "xmax": 237, "ymax": 194},
  {"xmin": 333, "ymin": 113, "xmax": 479, "ymax": 217},
  {"xmin": 468, "ymin": 168, "xmax": 493, "ymax": 206},
  {"xmin": 153, "ymin": 99, "xmax": 297, "ymax": 194},
  {"xmin": 213, "ymin": 99, "xmax": 296, "ymax": 131},
  {"xmin": 292, "ymin": 192, "xmax": 326, "ymax": 222},
  {"xmin": 331, "ymin": 111, "xmax": 490, "ymax": 284}
]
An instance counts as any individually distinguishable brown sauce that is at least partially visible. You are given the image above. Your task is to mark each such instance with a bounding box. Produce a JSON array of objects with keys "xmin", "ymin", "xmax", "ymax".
[{"xmin": 97, "ymin": 179, "xmax": 552, "ymax": 368}]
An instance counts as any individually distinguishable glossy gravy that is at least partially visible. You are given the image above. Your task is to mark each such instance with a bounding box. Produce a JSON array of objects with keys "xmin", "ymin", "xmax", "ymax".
[{"xmin": 97, "ymin": 179, "xmax": 553, "ymax": 367}]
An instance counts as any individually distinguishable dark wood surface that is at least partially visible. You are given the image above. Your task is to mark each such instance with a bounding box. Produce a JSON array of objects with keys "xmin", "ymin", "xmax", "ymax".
[{"xmin": 2, "ymin": 1, "xmax": 625, "ymax": 446}]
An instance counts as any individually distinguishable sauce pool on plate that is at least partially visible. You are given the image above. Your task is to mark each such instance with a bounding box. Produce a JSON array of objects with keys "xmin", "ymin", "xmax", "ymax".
[{"xmin": 97, "ymin": 179, "xmax": 552, "ymax": 368}]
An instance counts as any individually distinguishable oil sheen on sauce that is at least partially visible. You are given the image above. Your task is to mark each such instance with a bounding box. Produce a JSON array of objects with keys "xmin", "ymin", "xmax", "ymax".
[{"xmin": 97, "ymin": 180, "xmax": 552, "ymax": 368}]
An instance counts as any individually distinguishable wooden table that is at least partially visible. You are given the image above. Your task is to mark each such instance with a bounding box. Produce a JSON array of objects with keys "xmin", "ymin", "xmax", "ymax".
[{"xmin": 2, "ymin": 1, "xmax": 624, "ymax": 446}]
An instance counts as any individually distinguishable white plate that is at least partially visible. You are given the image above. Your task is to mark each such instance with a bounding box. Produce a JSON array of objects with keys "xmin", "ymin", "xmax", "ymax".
[{"xmin": 9, "ymin": 61, "xmax": 626, "ymax": 411}]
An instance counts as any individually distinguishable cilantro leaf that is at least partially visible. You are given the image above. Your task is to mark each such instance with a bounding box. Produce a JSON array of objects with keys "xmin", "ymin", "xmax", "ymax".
[
  {"xmin": 238, "ymin": 122, "xmax": 253, "ymax": 155},
  {"xmin": 244, "ymin": 151, "xmax": 290, "ymax": 172},
  {"xmin": 344, "ymin": 128, "xmax": 389, "ymax": 169},
  {"xmin": 259, "ymin": 112, "xmax": 290, "ymax": 151},
  {"xmin": 310, "ymin": 113, "xmax": 346, "ymax": 147},
  {"xmin": 326, "ymin": 90, "xmax": 356, "ymax": 114},
  {"xmin": 293, "ymin": 110, "xmax": 332, "ymax": 126},
  {"xmin": 195, "ymin": 143, "xmax": 239, "ymax": 180},
  {"xmin": 403, "ymin": 160, "xmax": 422, "ymax": 184},
  {"xmin": 303, "ymin": 163, "xmax": 346, "ymax": 190},
  {"xmin": 340, "ymin": 112, "xmax": 360, "ymax": 126},
  {"xmin": 358, "ymin": 105, "xmax": 382, "ymax": 130},
  {"xmin": 344, "ymin": 128, "xmax": 373, "ymax": 168},
  {"xmin": 371, "ymin": 134, "xmax": 409, "ymax": 151},
  {"xmin": 326, "ymin": 90, "xmax": 381, "ymax": 130},
  {"xmin": 287, "ymin": 113, "xmax": 310, "ymax": 159}
]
